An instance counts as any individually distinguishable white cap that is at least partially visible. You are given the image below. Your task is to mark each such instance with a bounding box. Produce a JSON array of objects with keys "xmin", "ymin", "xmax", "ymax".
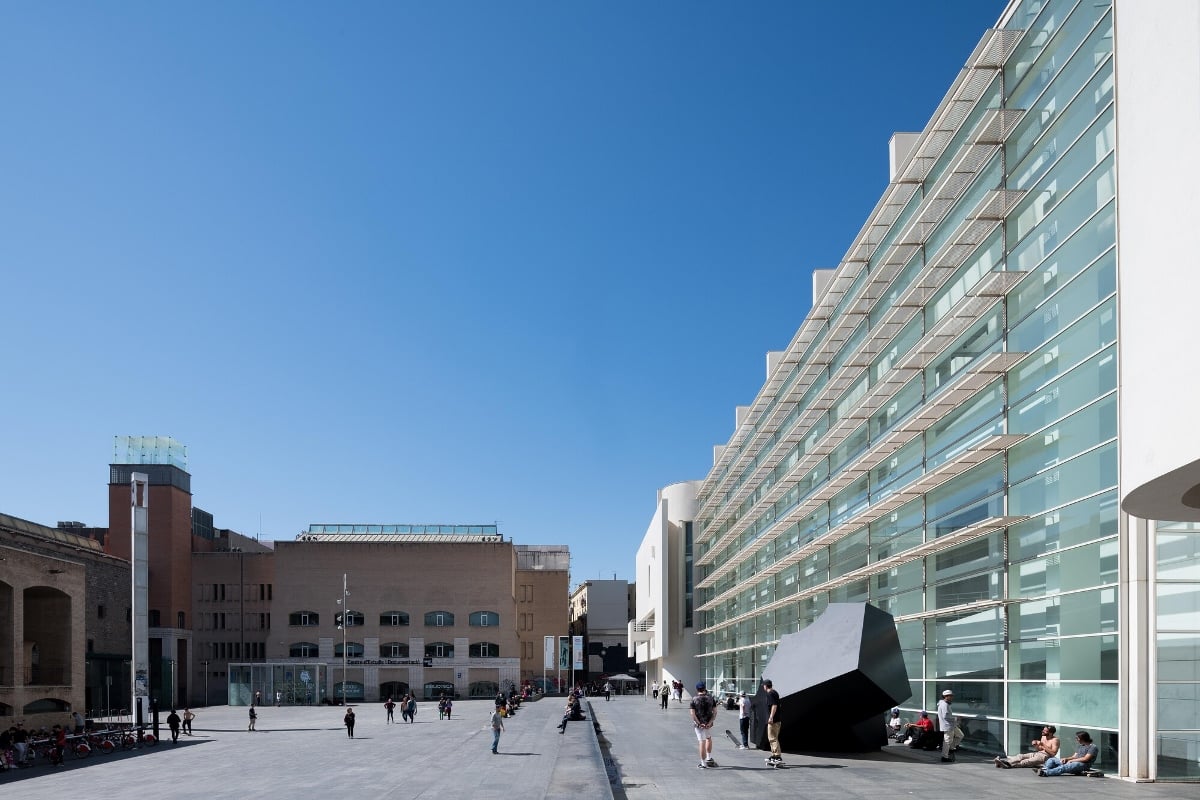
[{"xmin": 942, "ymin": 690, "xmax": 953, "ymax": 696}]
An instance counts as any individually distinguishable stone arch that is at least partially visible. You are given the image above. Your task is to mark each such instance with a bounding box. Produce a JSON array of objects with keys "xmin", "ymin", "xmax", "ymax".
[
  {"xmin": 23, "ymin": 586, "xmax": 71, "ymax": 686},
  {"xmin": 23, "ymin": 697, "xmax": 70, "ymax": 714}
]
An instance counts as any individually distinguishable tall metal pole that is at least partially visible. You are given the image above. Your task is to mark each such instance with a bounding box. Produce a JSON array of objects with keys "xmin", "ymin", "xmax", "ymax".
[{"xmin": 342, "ymin": 573, "xmax": 348, "ymax": 705}]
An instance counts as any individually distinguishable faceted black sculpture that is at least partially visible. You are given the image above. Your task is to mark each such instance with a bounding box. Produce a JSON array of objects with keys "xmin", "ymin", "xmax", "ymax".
[{"xmin": 750, "ymin": 602, "xmax": 910, "ymax": 752}]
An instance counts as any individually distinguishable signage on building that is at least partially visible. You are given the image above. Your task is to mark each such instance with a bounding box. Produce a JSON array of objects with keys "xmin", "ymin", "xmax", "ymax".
[{"xmin": 346, "ymin": 658, "xmax": 426, "ymax": 666}]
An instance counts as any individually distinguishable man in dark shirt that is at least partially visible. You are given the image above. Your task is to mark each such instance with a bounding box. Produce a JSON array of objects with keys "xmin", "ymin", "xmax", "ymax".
[
  {"xmin": 1040, "ymin": 730, "xmax": 1098, "ymax": 776},
  {"xmin": 762, "ymin": 679, "xmax": 783, "ymax": 767},
  {"xmin": 689, "ymin": 682, "xmax": 718, "ymax": 768}
]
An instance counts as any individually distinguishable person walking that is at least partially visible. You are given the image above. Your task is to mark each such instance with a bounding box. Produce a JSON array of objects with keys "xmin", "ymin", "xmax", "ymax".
[
  {"xmin": 182, "ymin": 708, "xmax": 195, "ymax": 735},
  {"xmin": 489, "ymin": 706, "xmax": 505, "ymax": 753},
  {"xmin": 405, "ymin": 695, "xmax": 417, "ymax": 723},
  {"xmin": 689, "ymin": 682, "xmax": 718, "ymax": 769},
  {"xmin": 344, "ymin": 707, "xmax": 356, "ymax": 738},
  {"xmin": 937, "ymin": 689, "xmax": 963, "ymax": 762},
  {"xmin": 738, "ymin": 691, "xmax": 752, "ymax": 749},
  {"xmin": 166, "ymin": 709, "xmax": 181, "ymax": 743},
  {"xmin": 385, "ymin": 697, "xmax": 396, "ymax": 724},
  {"xmin": 247, "ymin": 705, "xmax": 257, "ymax": 732},
  {"xmin": 762, "ymin": 678, "xmax": 784, "ymax": 767},
  {"xmin": 661, "ymin": 682, "xmax": 669, "ymax": 710},
  {"xmin": 652, "ymin": 680, "xmax": 659, "ymax": 700},
  {"xmin": 603, "ymin": 681, "xmax": 612, "ymax": 702}
]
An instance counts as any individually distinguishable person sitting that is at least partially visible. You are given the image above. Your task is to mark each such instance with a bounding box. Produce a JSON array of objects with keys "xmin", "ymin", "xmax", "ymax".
[
  {"xmin": 905, "ymin": 711, "xmax": 936, "ymax": 748},
  {"xmin": 1039, "ymin": 730, "xmax": 1097, "ymax": 776},
  {"xmin": 995, "ymin": 725, "xmax": 1059, "ymax": 768},
  {"xmin": 887, "ymin": 708, "xmax": 904, "ymax": 741}
]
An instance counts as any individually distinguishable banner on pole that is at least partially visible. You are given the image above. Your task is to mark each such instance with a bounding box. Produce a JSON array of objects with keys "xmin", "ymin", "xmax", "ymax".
[
  {"xmin": 543, "ymin": 636, "xmax": 556, "ymax": 670},
  {"xmin": 558, "ymin": 636, "xmax": 570, "ymax": 671},
  {"xmin": 572, "ymin": 635, "xmax": 584, "ymax": 671}
]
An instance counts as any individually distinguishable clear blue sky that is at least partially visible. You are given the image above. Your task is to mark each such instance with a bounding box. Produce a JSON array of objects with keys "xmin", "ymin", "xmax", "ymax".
[{"xmin": 1, "ymin": 1, "xmax": 1004, "ymax": 585}]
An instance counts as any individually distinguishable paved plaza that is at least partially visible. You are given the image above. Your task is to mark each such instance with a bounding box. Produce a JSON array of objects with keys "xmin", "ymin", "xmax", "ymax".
[{"xmin": 3, "ymin": 696, "xmax": 1196, "ymax": 799}]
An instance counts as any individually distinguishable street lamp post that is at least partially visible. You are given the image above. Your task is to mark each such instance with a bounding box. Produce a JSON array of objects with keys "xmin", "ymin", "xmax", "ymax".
[
  {"xmin": 201, "ymin": 660, "xmax": 210, "ymax": 707},
  {"xmin": 336, "ymin": 573, "xmax": 349, "ymax": 704}
]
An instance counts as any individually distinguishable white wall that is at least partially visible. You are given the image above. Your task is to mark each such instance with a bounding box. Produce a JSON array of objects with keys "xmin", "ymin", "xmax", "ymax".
[{"xmin": 1115, "ymin": 0, "xmax": 1200, "ymax": 521}]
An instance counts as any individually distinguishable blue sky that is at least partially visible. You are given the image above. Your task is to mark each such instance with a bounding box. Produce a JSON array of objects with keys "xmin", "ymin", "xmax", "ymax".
[{"xmin": 1, "ymin": 1, "xmax": 1004, "ymax": 584}]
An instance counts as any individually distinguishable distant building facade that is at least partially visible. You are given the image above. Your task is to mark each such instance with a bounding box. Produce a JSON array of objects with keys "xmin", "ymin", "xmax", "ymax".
[
  {"xmin": 514, "ymin": 545, "xmax": 570, "ymax": 691},
  {"xmin": 630, "ymin": 482, "xmax": 701, "ymax": 698},
  {"xmin": 258, "ymin": 525, "xmax": 567, "ymax": 704},
  {"xmin": 570, "ymin": 579, "xmax": 637, "ymax": 683}
]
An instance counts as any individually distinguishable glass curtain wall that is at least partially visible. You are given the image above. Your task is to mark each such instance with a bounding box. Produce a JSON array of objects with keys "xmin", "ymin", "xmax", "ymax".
[
  {"xmin": 695, "ymin": 0, "xmax": 1120, "ymax": 763},
  {"xmin": 1156, "ymin": 521, "xmax": 1200, "ymax": 779}
]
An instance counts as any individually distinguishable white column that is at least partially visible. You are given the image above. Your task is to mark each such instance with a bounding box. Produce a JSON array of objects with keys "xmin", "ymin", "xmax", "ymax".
[{"xmin": 1119, "ymin": 513, "xmax": 1155, "ymax": 780}]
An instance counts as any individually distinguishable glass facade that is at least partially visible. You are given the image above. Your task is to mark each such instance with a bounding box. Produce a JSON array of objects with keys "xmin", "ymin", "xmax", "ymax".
[
  {"xmin": 694, "ymin": 0, "xmax": 1133, "ymax": 771},
  {"xmin": 1157, "ymin": 521, "xmax": 1200, "ymax": 780}
]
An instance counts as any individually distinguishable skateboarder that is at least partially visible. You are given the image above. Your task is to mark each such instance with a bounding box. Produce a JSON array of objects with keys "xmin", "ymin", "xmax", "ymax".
[
  {"xmin": 762, "ymin": 679, "xmax": 783, "ymax": 767},
  {"xmin": 689, "ymin": 682, "xmax": 718, "ymax": 769}
]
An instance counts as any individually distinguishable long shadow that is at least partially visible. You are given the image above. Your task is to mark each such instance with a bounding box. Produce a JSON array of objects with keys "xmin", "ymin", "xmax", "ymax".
[
  {"xmin": 0, "ymin": 738, "xmax": 209, "ymax": 784},
  {"xmin": 493, "ymin": 752, "xmax": 539, "ymax": 757}
]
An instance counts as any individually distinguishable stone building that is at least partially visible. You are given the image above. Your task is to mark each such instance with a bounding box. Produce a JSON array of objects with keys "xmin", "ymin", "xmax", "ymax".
[{"xmin": 0, "ymin": 512, "xmax": 130, "ymax": 727}]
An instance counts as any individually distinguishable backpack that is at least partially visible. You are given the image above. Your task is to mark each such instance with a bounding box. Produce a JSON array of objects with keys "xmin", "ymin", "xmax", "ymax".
[{"xmin": 692, "ymin": 693, "xmax": 715, "ymax": 723}]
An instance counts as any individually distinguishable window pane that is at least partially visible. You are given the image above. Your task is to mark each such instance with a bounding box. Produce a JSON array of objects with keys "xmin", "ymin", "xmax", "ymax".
[
  {"xmin": 1008, "ymin": 634, "xmax": 1118, "ymax": 681},
  {"xmin": 1009, "ymin": 539, "xmax": 1118, "ymax": 599},
  {"xmin": 1008, "ymin": 489, "xmax": 1118, "ymax": 561},
  {"xmin": 1008, "ymin": 681, "xmax": 1117, "ymax": 730},
  {"xmin": 1158, "ymin": 583, "xmax": 1200, "ymax": 632}
]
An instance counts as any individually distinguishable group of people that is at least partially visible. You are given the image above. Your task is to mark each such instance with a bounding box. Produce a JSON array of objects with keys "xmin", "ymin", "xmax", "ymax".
[
  {"xmin": 383, "ymin": 695, "xmax": 418, "ymax": 724},
  {"xmin": 995, "ymin": 726, "xmax": 1099, "ymax": 777},
  {"xmin": 887, "ymin": 691, "xmax": 1099, "ymax": 776},
  {"xmin": 0, "ymin": 722, "xmax": 66, "ymax": 768},
  {"xmin": 164, "ymin": 708, "xmax": 195, "ymax": 741},
  {"xmin": 684, "ymin": 678, "xmax": 784, "ymax": 769}
]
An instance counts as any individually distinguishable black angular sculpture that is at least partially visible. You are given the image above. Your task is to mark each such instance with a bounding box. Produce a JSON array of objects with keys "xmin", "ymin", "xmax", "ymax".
[{"xmin": 749, "ymin": 602, "xmax": 909, "ymax": 753}]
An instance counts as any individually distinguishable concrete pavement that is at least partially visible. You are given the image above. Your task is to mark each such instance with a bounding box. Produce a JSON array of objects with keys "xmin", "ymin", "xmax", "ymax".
[{"xmin": 2, "ymin": 694, "xmax": 1195, "ymax": 798}]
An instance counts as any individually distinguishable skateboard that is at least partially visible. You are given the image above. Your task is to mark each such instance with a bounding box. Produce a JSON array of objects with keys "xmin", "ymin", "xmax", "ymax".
[
  {"xmin": 765, "ymin": 757, "xmax": 787, "ymax": 768},
  {"xmin": 725, "ymin": 729, "xmax": 741, "ymax": 748}
]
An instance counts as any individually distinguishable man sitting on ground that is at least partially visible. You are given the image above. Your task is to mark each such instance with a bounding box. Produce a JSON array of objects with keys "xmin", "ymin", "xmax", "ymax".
[
  {"xmin": 995, "ymin": 725, "xmax": 1059, "ymax": 768},
  {"xmin": 905, "ymin": 711, "xmax": 935, "ymax": 748},
  {"xmin": 1039, "ymin": 730, "xmax": 1098, "ymax": 776}
]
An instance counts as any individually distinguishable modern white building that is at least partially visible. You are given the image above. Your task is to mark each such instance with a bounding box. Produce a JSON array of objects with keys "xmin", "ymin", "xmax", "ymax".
[
  {"xmin": 630, "ymin": 481, "xmax": 702, "ymax": 699},
  {"xmin": 691, "ymin": 0, "xmax": 1199, "ymax": 781}
]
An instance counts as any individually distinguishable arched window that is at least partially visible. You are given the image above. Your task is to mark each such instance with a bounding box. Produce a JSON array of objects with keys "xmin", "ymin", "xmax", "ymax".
[
  {"xmin": 23, "ymin": 697, "xmax": 69, "ymax": 714},
  {"xmin": 424, "ymin": 611, "xmax": 454, "ymax": 627},
  {"xmin": 334, "ymin": 642, "xmax": 364, "ymax": 657},
  {"xmin": 469, "ymin": 642, "xmax": 499, "ymax": 658},
  {"xmin": 289, "ymin": 642, "xmax": 318, "ymax": 658},
  {"xmin": 289, "ymin": 611, "xmax": 320, "ymax": 626},
  {"xmin": 469, "ymin": 611, "xmax": 500, "ymax": 627},
  {"xmin": 382, "ymin": 642, "xmax": 409, "ymax": 658},
  {"xmin": 424, "ymin": 641, "xmax": 453, "ymax": 659},
  {"xmin": 380, "ymin": 611, "xmax": 410, "ymax": 627},
  {"xmin": 340, "ymin": 610, "xmax": 365, "ymax": 627}
]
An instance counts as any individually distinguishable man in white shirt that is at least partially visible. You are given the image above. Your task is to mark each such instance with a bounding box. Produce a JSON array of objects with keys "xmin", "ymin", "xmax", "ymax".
[
  {"xmin": 737, "ymin": 691, "xmax": 752, "ymax": 749},
  {"xmin": 937, "ymin": 689, "xmax": 963, "ymax": 762}
]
